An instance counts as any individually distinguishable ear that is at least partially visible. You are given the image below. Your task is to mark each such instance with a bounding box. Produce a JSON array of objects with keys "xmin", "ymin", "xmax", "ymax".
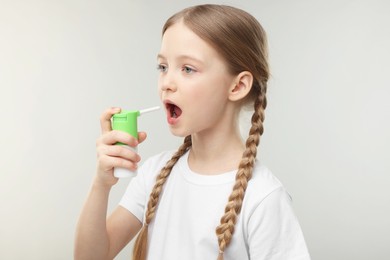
[{"xmin": 228, "ymin": 71, "xmax": 253, "ymax": 102}]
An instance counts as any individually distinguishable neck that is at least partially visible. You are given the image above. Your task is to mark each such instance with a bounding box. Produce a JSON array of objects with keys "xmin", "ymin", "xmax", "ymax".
[{"xmin": 188, "ymin": 124, "xmax": 245, "ymax": 175}]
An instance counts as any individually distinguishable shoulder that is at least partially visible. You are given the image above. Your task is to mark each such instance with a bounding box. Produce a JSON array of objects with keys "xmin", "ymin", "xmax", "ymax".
[
  {"xmin": 137, "ymin": 150, "xmax": 176, "ymax": 186},
  {"xmin": 247, "ymin": 162, "xmax": 284, "ymax": 197},
  {"xmin": 141, "ymin": 150, "xmax": 176, "ymax": 169},
  {"xmin": 243, "ymin": 162, "xmax": 289, "ymax": 213},
  {"xmin": 119, "ymin": 150, "xmax": 176, "ymax": 220}
]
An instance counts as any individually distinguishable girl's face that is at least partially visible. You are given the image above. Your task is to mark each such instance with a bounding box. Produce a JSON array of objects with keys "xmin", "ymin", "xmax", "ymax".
[{"xmin": 158, "ymin": 21, "xmax": 237, "ymax": 137}]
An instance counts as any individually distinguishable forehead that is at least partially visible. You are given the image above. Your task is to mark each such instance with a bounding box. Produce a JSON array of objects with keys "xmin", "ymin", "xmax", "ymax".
[{"xmin": 159, "ymin": 21, "xmax": 220, "ymax": 62}]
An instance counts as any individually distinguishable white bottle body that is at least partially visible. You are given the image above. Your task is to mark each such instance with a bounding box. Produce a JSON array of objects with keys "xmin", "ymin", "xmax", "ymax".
[{"xmin": 114, "ymin": 145, "xmax": 137, "ymax": 178}]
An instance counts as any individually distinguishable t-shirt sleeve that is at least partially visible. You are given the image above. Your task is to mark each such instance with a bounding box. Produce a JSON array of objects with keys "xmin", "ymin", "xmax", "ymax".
[
  {"xmin": 118, "ymin": 151, "xmax": 173, "ymax": 223},
  {"xmin": 118, "ymin": 160, "xmax": 150, "ymax": 223},
  {"xmin": 247, "ymin": 187, "xmax": 311, "ymax": 260}
]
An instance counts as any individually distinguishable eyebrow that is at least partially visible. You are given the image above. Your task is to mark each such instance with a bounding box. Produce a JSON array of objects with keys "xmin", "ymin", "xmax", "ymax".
[{"xmin": 157, "ymin": 53, "xmax": 204, "ymax": 65}]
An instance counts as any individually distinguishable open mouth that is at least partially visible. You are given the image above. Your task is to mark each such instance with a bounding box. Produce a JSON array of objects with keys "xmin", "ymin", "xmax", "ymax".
[{"xmin": 165, "ymin": 102, "xmax": 182, "ymax": 119}]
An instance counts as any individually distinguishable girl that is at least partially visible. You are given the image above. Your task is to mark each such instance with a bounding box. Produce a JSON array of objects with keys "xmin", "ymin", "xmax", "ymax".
[{"xmin": 75, "ymin": 4, "xmax": 310, "ymax": 260}]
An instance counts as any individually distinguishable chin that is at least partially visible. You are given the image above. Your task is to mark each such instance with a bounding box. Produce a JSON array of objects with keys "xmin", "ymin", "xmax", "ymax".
[{"xmin": 169, "ymin": 127, "xmax": 190, "ymax": 138}]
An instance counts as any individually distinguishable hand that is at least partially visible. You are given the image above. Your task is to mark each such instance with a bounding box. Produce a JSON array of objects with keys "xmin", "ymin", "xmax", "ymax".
[{"xmin": 95, "ymin": 107, "xmax": 147, "ymax": 187}]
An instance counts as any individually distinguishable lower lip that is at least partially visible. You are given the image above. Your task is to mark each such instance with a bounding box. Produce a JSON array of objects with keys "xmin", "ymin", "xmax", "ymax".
[{"xmin": 167, "ymin": 115, "xmax": 180, "ymax": 125}]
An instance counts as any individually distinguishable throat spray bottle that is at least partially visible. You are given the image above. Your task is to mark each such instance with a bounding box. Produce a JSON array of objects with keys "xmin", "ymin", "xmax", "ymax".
[{"xmin": 112, "ymin": 106, "xmax": 160, "ymax": 178}]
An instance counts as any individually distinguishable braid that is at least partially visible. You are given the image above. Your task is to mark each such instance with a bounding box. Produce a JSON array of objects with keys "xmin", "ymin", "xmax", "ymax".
[
  {"xmin": 132, "ymin": 135, "xmax": 192, "ymax": 260},
  {"xmin": 215, "ymin": 82, "xmax": 267, "ymax": 260}
]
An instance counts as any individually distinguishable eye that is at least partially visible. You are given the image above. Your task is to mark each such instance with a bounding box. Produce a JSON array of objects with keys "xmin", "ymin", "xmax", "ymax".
[
  {"xmin": 182, "ymin": 66, "xmax": 196, "ymax": 74},
  {"xmin": 157, "ymin": 64, "xmax": 168, "ymax": 73}
]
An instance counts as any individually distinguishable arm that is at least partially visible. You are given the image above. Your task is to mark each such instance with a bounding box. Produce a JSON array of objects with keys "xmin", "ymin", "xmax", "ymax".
[{"xmin": 74, "ymin": 107, "xmax": 146, "ymax": 260}]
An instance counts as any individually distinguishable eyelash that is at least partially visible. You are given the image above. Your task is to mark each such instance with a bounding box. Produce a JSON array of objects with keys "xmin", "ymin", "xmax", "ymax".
[
  {"xmin": 156, "ymin": 64, "xmax": 197, "ymax": 74},
  {"xmin": 182, "ymin": 66, "xmax": 196, "ymax": 74},
  {"xmin": 156, "ymin": 64, "xmax": 167, "ymax": 72}
]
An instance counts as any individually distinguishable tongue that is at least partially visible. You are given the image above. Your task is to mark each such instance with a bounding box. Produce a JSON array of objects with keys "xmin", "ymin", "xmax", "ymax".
[{"xmin": 171, "ymin": 105, "xmax": 182, "ymax": 118}]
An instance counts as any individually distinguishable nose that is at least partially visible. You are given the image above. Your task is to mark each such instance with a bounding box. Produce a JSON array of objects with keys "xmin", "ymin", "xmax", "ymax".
[{"xmin": 159, "ymin": 70, "xmax": 177, "ymax": 92}]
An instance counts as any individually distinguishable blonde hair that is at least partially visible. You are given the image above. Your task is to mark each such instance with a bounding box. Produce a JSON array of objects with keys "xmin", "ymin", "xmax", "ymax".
[{"xmin": 133, "ymin": 4, "xmax": 269, "ymax": 260}]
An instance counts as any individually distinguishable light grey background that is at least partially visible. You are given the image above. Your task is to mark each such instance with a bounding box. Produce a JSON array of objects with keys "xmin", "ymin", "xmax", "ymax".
[{"xmin": 1, "ymin": 0, "xmax": 389, "ymax": 259}]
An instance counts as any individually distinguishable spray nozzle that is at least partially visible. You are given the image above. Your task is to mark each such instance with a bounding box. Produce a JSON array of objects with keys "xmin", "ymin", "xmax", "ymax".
[{"xmin": 139, "ymin": 106, "xmax": 160, "ymax": 115}]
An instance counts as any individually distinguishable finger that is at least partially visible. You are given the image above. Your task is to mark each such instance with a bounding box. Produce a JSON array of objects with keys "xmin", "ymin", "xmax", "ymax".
[
  {"xmin": 137, "ymin": 132, "xmax": 147, "ymax": 144},
  {"xmin": 100, "ymin": 107, "xmax": 121, "ymax": 134},
  {"xmin": 99, "ymin": 130, "xmax": 139, "ymax": 147},
  {"xmin": 102, "ymin": 145, "xmax": 141, "ymax": 162},
  {"xmin": 99, "ymin": 154, "xmax": 138, "ymax": 172}
]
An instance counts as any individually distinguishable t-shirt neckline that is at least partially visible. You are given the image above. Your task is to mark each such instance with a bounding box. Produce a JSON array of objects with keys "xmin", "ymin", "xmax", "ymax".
[{"xmin": 178, "ymin": 150, "xmax": 237, "ymax": 186}]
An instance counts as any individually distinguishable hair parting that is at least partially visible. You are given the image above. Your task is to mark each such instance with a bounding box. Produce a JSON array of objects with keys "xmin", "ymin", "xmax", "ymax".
[{"xmin": 132, "ymin": 136, "xmax": 192, "ymax": 260}]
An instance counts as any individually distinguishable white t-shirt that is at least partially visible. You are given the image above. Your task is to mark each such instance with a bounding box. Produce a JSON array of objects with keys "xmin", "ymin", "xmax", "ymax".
[{"xmin": 120, "ymin": 151, "xmax": 311, "ymax": 260}]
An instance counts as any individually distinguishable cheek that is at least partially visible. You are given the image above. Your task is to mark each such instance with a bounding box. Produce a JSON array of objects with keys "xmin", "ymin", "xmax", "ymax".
[{"xmin": 183, "ymin": 73, "xmax": 230, "ymax": 103}]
